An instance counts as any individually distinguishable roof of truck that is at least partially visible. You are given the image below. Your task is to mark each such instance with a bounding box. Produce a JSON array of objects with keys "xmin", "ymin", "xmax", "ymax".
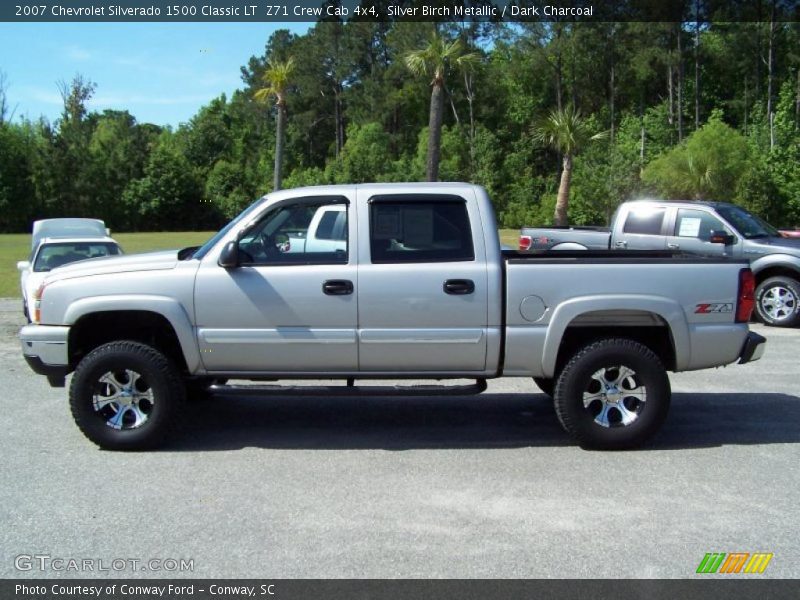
[
  {"xmin": 626, "ymin": 199, "xmax": 737, "ymax": 209},
  {"xmin": 31, "ymin": 218, "xmax": 110, "ymax": 251}
]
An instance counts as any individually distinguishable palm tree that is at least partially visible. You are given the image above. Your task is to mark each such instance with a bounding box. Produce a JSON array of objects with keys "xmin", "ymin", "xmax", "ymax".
[
  {"xmin": 533, "ymin": 105, "xmax": 607, "ymax": 226},
  {"xmin": 405, "ymin": 33, "xmax": 479, "ymax": 181},
  {"xmin": 254, "ymin": 57, "xmax": 295, "ymax": 191}
]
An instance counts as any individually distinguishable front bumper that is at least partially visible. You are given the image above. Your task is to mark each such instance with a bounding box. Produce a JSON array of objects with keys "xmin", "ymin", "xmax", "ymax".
[
  {"xmin": 738, "ymin": 331, "xmax": 767, "ymax": 364},
  {"xmin": 19, "ymin": 324, "xmax": 71, "ymax": 387}
]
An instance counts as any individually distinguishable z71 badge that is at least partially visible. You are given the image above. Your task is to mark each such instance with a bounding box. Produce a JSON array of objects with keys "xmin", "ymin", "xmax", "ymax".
[{"xmin": 695, "ymin": 303, "xmax": 734, "ymax": 314}]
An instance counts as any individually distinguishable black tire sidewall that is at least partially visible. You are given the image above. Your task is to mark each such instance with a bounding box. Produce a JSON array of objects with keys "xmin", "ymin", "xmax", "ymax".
[
  {"xmin": 70, "ymin": 342, "xmax": 181, "ymax": 450},
  {"xmin": 554, "ymin": 341, "xmax": 670, "ymax": 450},
  {"xmin": 755, "ymin": 277, "xmax": 800, "ymax": 327}
]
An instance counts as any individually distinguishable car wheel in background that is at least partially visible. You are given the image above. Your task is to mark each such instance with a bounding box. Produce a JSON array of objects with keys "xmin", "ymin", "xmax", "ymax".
[{"xmin": 755, "ymin": 276, "xmax": 800, "ymax": 327}]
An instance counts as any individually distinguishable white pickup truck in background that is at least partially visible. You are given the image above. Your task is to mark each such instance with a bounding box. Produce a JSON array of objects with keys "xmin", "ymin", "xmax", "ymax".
[
  {"xmin": 16, "ymin": 218, "xmax": 123, "ymax": 321},
  {"xmin": 20, "ymin": 184, "xmax": 765, "ymax": 451}
]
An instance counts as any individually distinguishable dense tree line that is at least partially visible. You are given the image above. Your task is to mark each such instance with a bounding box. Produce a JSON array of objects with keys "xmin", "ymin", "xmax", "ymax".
[{"xmin": 1, "ymin": 16, "xmax": 799, "ymax": 233}]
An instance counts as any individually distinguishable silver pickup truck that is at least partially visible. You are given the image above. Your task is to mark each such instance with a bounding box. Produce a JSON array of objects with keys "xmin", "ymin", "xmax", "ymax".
[
  {"xmin": 520, "ymin": 200, "xmax": 800, "ymax": 327},
  {"xmin": 20, "ymin": 183, "xmax": 765, "ymax": 451}
]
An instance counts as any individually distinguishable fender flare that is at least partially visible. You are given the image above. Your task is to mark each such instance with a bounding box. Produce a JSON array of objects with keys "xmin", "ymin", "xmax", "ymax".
[
  {"xmin": 749, "ymin": 254, "xmax": 800, "ymax": 281},
  {"xmin": 541, "ymin": 294, "xmax": 690, "ymax": 378},
  {"xmin": 63, "ymin": 295, "xmax": 202, "ymax": 373}
]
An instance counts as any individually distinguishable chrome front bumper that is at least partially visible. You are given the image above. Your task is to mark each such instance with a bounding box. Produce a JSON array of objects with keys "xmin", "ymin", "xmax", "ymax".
[{"xmin": 19, "ymin": 325, "xmax": 71, "ymax": 386}]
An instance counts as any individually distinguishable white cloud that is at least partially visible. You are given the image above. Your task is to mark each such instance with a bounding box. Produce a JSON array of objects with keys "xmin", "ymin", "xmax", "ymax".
[
  {"xmin": 65, "ymin": 45, "xmax": 91, "ymax": 61},
  {"xmin": 21, "ymin": 86, "xmax": 62, "ymax": 105},
  {"xmin": 90, "ymin": 93, "xmax": 216, "ymax": 107}
]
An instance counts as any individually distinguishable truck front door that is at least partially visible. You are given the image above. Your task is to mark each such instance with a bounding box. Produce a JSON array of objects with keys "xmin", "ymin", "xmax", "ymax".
[
  {"xmin": 665, "ymin": 207, "xmax": 736, "ymax": 256},
  {"xmin": 194, "ymin": 194, "xmax": 358, "ymax": 373}
]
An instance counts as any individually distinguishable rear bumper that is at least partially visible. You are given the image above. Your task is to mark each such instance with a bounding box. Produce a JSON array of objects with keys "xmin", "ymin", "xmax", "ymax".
[
  {"xmin": 738, "ymin": 331, "xmax": 767, "ymax": 364},
  {"xmin": 19, "ymin": 324, "xmax": 71, "ymax": 387}
]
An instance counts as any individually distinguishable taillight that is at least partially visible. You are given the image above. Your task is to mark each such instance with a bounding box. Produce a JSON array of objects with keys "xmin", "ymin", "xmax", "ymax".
[
  {"xmin": 736, "ymin": 269, "xmax": 755, "ymax": 323},
  {"xmin": 519, "ymin": 235, "xmax": 532, "ymax": 251},
  {"xmin": 32, "ymin": 282, "xmax": 46, "ymax": 324}
]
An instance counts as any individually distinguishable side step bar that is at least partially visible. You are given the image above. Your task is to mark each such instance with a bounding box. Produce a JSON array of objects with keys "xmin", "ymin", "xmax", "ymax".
[{"xmin": 208, "ymin": 379, "xmax": 487, "ymax": 397}]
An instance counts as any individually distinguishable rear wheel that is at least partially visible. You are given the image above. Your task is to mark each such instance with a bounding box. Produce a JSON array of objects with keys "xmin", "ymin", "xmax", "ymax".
[
  {"xmin": 554, "ymin": 339, "xmax": 670, "ymax": 450},
  {"xmin": 69, "ymin": 341, "xmax": 185, "ymax": 450},
  {"xmin": 755, "ymin": 276, "xmax": 800, "ymax": 327}
]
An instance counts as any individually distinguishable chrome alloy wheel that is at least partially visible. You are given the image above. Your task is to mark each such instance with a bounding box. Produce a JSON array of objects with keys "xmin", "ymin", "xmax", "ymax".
[
  {"xmin": 760, "ymin": 285, "xmax": 797, "ymax": 322},
  {"xmin": 582, "ymin": 366, "xmax": 647, "ymax": 428},
  {"xmin": 92, "ymin": 369, "xmax": 154, "ymax": 430}
]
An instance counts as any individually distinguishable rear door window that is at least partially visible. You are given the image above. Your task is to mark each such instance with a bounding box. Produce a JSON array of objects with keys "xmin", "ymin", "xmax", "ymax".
[
  {"xmin": 368, "ymin": 196, "xmax": 474, "ymax": 263},
  {"xmin": 622, "ymin": 208, "xmax": 667, "ymax": 236}
]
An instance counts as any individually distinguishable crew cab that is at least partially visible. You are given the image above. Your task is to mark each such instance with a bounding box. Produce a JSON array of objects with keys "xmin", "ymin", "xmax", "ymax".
[
  {"xmin": 20, "ymin": 184, "xmax": 765, "ymax": 451},
  {"xmin": 520, "ymin": 200, "xmax": 800, "ymax": 327}
]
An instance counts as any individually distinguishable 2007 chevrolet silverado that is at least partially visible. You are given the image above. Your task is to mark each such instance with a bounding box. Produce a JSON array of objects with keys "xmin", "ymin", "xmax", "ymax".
[{"xmin": 20, "ymin": 183, "xmax": 766, "ymax": 451}]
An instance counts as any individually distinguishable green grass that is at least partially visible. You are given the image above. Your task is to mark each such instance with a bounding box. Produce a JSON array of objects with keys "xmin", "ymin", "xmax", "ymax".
[
  {"xmin": 499, "ymin": 229, "xmax": 518, "ymax": 249},
  {"xmin": 1, "ymin": 228, "xmax": 521, "ymax": 298},
  {"xmin": 112, "ymin": 231, "xmax": 214, "ymax": 255}
]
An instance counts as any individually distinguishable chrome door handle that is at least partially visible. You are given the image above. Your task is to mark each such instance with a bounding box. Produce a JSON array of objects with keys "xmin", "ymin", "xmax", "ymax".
[
  {"xmin": 667, "ymin": 243, "xmax": 680, "ymax": 250},
  {"xmin": 615, "ymin": 240, "xmax": 627, "ymax": 248}
]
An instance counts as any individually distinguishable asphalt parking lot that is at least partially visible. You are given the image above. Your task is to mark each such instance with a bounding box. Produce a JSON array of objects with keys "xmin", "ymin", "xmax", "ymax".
[{"xmin": 0, "ymin": 298, "xmax": 798, "ymax": 579}]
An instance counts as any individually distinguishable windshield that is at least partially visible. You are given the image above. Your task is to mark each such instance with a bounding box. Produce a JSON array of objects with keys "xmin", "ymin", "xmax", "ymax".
[
  {"xmin": 191, "ymin": 196, "xmax": 266, "ymax": 260},
  {"xmin": 34, "ymin": 242, "xmax": 122, "ymax": 272},
  {"xmin": 716, "ymin": 205, "xmax": 780, "ymax": 239}
]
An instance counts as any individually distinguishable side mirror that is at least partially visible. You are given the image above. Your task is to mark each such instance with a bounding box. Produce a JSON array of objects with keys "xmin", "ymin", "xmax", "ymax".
[
  {"xmin": 17, "ymin": 261, "xmax": 30, "ymax": 272},
  {"xmin": 217, "ymin": 241, "xmax": 240, "ymax": 268},
  {"xmin": 709, "ymin": 231, "xmax": 735, "ymax": 245}
]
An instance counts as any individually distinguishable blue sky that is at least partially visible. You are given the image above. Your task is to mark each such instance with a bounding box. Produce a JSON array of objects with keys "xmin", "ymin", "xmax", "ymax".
[{"xmin": 0, "ymin": 22, "xmax": 311, "ymax": 127}]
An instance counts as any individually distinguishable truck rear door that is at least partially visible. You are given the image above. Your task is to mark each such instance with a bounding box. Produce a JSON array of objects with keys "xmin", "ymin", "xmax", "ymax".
[
  {"xmin": 355, "ymin": 190, "xmax": 489, "ymax": 372},
  {"xmin": 613, "ymin": 205, "xmax": 669, "ymax": 250}
]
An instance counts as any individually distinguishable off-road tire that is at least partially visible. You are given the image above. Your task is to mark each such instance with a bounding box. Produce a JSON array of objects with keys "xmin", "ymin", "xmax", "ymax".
[
  {"xmin": 553, "ymin": 338, "xmax": 671, "ymax": 450},
  {"xmin": 69, "ymin": 341, "xmax": 185, "ymax": 450}
]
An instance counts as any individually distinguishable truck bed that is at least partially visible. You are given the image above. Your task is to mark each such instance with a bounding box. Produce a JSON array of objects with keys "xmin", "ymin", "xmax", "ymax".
[
  {"xmin": 500, "ymin": 249, "xmax": 752, "ymax": 377},
  {"xmin": 519, "ymin": 226, "xmax": 612, "ymax": 250}
]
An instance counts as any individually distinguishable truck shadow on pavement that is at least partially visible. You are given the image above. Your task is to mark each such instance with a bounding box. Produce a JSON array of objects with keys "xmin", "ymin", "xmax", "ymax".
[{"xmin": 174, "ymin": 391, "xmax": 800, "ymax": 451}]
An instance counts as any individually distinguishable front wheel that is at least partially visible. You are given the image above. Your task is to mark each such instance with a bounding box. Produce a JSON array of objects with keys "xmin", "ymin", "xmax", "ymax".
[
  {"xmin": 69, "ymin": 341, "xmax": 185, "ymax": 450},
  {"xmin": 755, "ymin": 276, "xmax": 800, "ymax": 327},
  {"xmin": 553, "ymin": 339, "xmax": 671, "ymax": 450}
]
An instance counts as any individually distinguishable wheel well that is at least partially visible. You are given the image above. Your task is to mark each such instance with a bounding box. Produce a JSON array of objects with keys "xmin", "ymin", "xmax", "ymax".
[
  {"xmin": 555, "ymin": 323, "xmax": 676, "ymax": 376},
  {"xmin": 755, "ymin": 266, "xmax": 800, "ymax": 286},
  {"xmin": 68, "ymin": 311, "xmax": 187, "ymax": 373}
]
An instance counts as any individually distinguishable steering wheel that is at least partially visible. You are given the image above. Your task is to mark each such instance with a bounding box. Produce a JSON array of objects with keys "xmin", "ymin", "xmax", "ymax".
[{"xmin": 258, "ymin": 231, "xmax": 287, "ymax": 260}]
